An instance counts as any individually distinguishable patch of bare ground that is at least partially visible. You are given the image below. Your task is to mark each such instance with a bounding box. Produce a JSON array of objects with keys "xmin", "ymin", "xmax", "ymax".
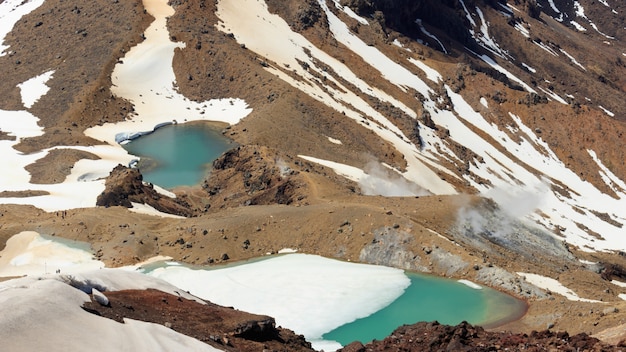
[
  {"xmin": 0, "ymin": 190, "xmax": 49, "ymax": 197},
  {"xmin": 82, "ymin": 289, "xmax": 314, "ymax": 352},
  {"xmin": 25, "ymin": 148, "xmax": 99, "ymax": 184}
]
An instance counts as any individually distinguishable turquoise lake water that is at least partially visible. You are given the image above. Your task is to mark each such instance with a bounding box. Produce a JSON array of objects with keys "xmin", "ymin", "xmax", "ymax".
[
  {"xmin": 323, "ymin": 272, "xmax": 526, "ymax": 345},
  {"xmin": 140, "ymin": 257, "xmax": 526, "ymax": 347},
  {"xmin": 122, "ymin": 123, "xmax": 234, "ymax": 189}
]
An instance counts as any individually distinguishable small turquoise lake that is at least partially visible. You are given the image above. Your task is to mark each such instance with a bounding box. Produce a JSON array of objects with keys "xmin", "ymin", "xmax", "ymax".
[{"xmin": 121, "ymin": 122, "xmax": 234, "ymax": 189}]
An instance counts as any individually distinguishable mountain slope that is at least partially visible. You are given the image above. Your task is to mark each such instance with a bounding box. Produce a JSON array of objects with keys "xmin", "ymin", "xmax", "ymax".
[{"xmin": 2, "ymin": 0, "xmax": 626, "ymax": 349}]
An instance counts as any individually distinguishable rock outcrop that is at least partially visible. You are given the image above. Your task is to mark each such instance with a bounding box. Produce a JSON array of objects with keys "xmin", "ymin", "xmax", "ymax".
[
  {"xmin": 96, "ymin": 165, "xmax": 194, "ymax": 217},
  {"xmin": 82, "ymin": 288, "xmax": 315, "ymax": 352},
  {"xmin": 339, "ymin": 321, "xmax": 623, "ymax": 352}
]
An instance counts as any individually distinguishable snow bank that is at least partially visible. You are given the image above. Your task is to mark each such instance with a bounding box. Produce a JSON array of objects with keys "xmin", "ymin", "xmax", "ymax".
[
  {"xmin": 517, "ymin": 272, "xmax": 601, "ymax": 303},
  {"xmin": 129, "ymin": 202, "xmax": 186, "ymax": 219},
  {"xmin": 0, "ymin": 275, "xmax": 220, "ymax": 352},
  {"xmin": 299, "ymin": 155, "xmax": 429, "ymax": 197},
  {"xmin": 0, "ymin": 231, "xmax": 104, "ymax": 277},
  {"xmin": 458, "ymin": 279, "xmax": 482, "ymax": 290},
  {"xmin": 0, "ymin": 230, "xmax": 220, "ymax": 351},
  {"xmin": 146, "ymin": 253, "xmax": 410, "ymax": 350},
  {"xmin": 17, "ymin": 70, "xmax": 54, "ymax": 108}
]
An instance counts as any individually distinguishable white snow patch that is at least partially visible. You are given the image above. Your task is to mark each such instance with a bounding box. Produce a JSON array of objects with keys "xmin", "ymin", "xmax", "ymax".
[
  {"xmin": 560, "ymin": 48, "xmax": 586, "ymax": 70},
  {"xmin": 0, "ymin": 0, "xmax": 252, "ymax": 211},
  {"xmin": 547, "ymin": 0, "xmax": 562, "ymax": 15},
  {"xmin": 518, "ymin": 272, "xmax": 602, "ymax": 302},
  {"xmin": 151, "ymin": 183, "xmax": 176, "ymax": 198},
  {"xmin": 87, "ymin": 0, "xmax": 251, "ymax": 147},
  {"xmin": 598, "ymin": 105, "xmax": 615, "ymax": 117},
  {"xmin": 0, "ymin": 273, "xmax": 220, "ymax": 351},
  {"xmin": 521, "ymin": 62, "xmax": 536, "ymax": 73},
  {"xmin": 588, "ymin": 149, "xmax": 626, "ymax": 196},
  {"xmin": 278, "ymin": 248, "xmax": 298, "ymax": 254},
  {"xmin": 570, "ymin": 20, "xmax": 587, "ymax": 31},
  {"xmin": 146, "ymin": 253, "xmax": 410, "ymax": 350},
  {"xmin": 217, "ymin": 0, "xmax": 457, "ymax": 195},
  {"xmin": 415, "ymin": 19, "xmax": 448, "ymax": 54},
  {"xmin": 17, "ymin": 70, "xmax": 54, "ymax": 108},
  {"xmin": 458, "ymin": 279, "xmax": 482, "ymax": 290},
  {"xmin": 408, "ymin": 58, "xmax": 442, "ymax": 82},
  {"xmin": 574, "ymin": 1, "xmax": 587, "ymax": 18},
  {"xmin": 473, "ymin": 51, "xmax": 536, "ymax": 93},
  {"xmin": 129, "ymin": 202, "xmax": 186, "ymax": 219},
  {"xmin": 514, "ymin": 22, "xmax": 530, "ymax": 38},
  {"xmin": 480, "ymin": 97, "xmax": 489, "ymax": 108},
  {"xmin": 573, "ymin": 1, "xmax": 615, "ymax": 39},
  {"xmin": 537, "ymin": 86, "xmax": 568, "ymax": 105},
  {"xmin": 472, "ymin": 6, "xmax": 510, "ymax": 58},
  {"xmin": 299, "ymin": 155, "xmax": 429, "ymax": 197},
  {"xmin": 298, "ymin": 155, "xmax": 364, "ymax": 182},
  {"xmin": 330, "ymin": 0, "xmax": 369, "ymax": 25},
  {"xmin": 459, "ymin": 0, "xmax": 476, "ymax": 27},
  {"xmin": 619, "ymin": 293, "xmax": 626, "ymax": 301},
  {"xmin": 611, "ymin": 280, "xmax": 626, "ymax": 288},
  {"xmin": 578, "ymin": 259, "xmax": 597, "ymax": 265},
  {"xmin": 428, "ymin": 80, "xmax": 626, "ymax": 252},
  {"xmin": 534, "ymin": 41, "xmax": 559, "ymax": 56},
  {"xmin": 0, "ymin": 231, "xmax": 104, "ymax": 277},
  {"xmin": 327, "ymin": 136, "xmax": 343, "ymax": 145}
]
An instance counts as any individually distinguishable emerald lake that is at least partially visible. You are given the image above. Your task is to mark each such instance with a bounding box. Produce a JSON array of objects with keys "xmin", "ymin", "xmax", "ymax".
[
  {"xmin": 323, "ymin": 272, "xmax": 526, "ymax": 346},
  {"xmin": 140, "ymin": 254, "xmax": 526, "ymax": 350},
  {"xmin": 121, "ymin": 123, "xmax": 234, "ymax": 189}
]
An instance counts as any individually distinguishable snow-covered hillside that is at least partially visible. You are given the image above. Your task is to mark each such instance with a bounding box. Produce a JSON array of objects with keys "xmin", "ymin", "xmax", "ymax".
[
  {"xmin": 214, "ymin": 0, "xmax": 626, "ymax": 252},
  {"xmin": 2, "ymin": 0, "xmax": 626, "ymax": 349}
]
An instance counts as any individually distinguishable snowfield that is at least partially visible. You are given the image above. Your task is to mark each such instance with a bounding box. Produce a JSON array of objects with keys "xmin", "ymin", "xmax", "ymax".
[
  {"xmin": 146, "ymin": 253, "xmax": 411, "ymax": 351},
  {"xmin": 0, "ymin": 230, "xmax": 410, "ymax": 352}
]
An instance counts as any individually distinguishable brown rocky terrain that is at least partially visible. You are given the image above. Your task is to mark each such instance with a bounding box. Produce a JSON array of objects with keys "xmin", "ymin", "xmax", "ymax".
[
  {"xmin": 82, "ymin": 289, "xmax": 315, "ymax": 352},
  {"xmin": 339, "ymin": 321, "xmax": 626, "ymax": 352},
  {"xmin": 2, "ymin": 0, "xmax": 626, "ymax": 350}
]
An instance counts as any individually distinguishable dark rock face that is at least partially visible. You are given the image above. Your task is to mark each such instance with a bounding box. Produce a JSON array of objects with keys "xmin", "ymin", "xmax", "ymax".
[
  {"xmin": 347, "ymin": 0, "xmax": 475, "ymax": 49},
  {"xmin": 203, "ymin": 145, "xmax": 309, "ymax": 209},
  {"xmin": 96, "ymin": 165, "xmax": 194, "ymax": 217},
  {"xmin": 266, "ymin": 0, "xmax": 326, "ymax": 31},
  {"xmin": 338, "ymin": 321, "xmax": 622, "ymax": 351}
]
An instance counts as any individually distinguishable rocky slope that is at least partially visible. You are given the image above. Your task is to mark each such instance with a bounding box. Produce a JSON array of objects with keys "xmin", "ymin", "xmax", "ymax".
[
  {"xmin": 339, "ymin": 321, "xmax": 626, "ymax": 352},
  {"xmin": 2, "ymin": 0, "xmax": 626, "ymax": 350},
  {"xmin": 82, "ymin": 289, "xmax": 315, "ymax": 352}
]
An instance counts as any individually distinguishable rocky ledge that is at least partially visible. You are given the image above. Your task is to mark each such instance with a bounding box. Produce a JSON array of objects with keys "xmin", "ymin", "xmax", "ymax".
[
  {"xmin": 96, "ymin": 165, "xmax": 195, "ymax": 217},
  {"xmin": 340, "ymin": 321, "xmax": 625, "ymax": 352},
  {"xmin": 82, "ymin": 288, "xmax": 314, "ymax": 352}
]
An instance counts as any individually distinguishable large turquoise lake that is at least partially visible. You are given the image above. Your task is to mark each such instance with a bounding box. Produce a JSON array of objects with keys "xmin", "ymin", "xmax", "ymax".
[
  {"xmin": 122, "ymin": 123, "xmax": 234, "ymax": 189},
  {"xmin": 141, "ymin": 254, "xmax": 526, "ymax": 349},
  {"xmin": 323, "ymin": 272, "xmax": 525, "ymax": 346}
]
